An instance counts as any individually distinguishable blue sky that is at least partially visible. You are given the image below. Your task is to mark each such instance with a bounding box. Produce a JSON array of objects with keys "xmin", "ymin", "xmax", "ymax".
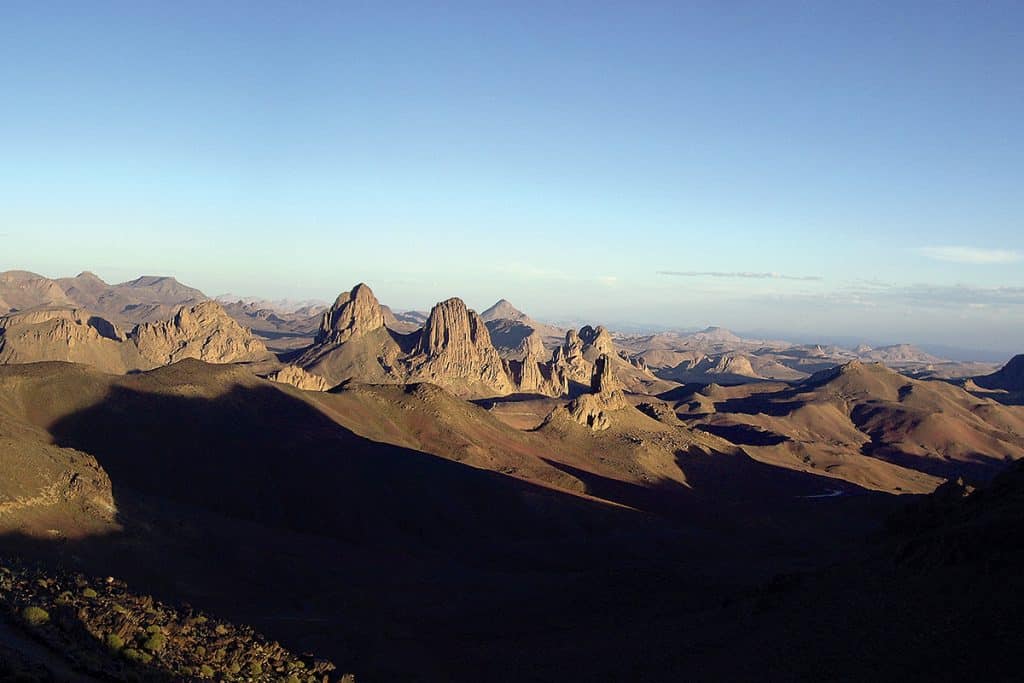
[{"xmin": 1, "ymin": 1, "xmax": 1022, "ymax": 352}]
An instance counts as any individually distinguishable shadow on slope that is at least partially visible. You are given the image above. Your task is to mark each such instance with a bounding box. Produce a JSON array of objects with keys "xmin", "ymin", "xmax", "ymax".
[
  {"xmin": 2, "ymin": 368, "xmax": 698, "ymax": 680},
  {"xmin": 0, "ymin": 362, "xmax": 921, "ymax": 682}
]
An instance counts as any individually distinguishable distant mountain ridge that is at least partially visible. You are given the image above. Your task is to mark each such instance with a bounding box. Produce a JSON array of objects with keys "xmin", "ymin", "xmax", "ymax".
[{"xmin": 1, "ymin": 270, "xmax": 206, "ymax": 324}]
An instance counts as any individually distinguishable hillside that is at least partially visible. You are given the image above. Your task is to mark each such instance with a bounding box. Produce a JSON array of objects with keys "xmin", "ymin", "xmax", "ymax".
[{"xmin": 675, "ymin": 360, "xmax": 1024, "ymax": 493}]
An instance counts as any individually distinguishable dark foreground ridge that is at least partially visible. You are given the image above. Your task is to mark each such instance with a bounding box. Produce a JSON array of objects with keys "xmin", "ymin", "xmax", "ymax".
[{"xmin": 0, "ymin": 559, "xmax": 345, "ymax": 682}]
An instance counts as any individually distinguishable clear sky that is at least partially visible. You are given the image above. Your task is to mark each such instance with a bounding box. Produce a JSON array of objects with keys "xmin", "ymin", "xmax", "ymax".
[{"xmin": 1, "ymin": 1, "xmax": 1022, "ymax": 353}]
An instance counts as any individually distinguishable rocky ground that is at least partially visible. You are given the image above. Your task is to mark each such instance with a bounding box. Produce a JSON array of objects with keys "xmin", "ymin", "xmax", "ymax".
[{"xmin": 0, "ymin": 558, "xmax": 346, "ymax": 682}]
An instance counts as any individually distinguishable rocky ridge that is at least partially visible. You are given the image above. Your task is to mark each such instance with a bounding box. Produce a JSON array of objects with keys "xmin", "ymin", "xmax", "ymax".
[{"xmin": 130, "ymin": 301, "xmax": 270, "ymax": 365}]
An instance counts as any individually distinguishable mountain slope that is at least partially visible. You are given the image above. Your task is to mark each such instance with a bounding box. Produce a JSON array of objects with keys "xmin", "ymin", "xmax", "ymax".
[
  {"xmin": 973, "ymin": 354, "xmax": 1024, "ymax": 391},
  {"xmin": 678, "ymin": 360, "xmax": 1024, "ymax": 493}
]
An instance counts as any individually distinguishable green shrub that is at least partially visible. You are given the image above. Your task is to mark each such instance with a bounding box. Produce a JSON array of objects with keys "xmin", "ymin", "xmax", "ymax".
[
  {"xmin": 55, "ymin": 591, "xmax": 74, "ymax": 606},
  {"xmin": 198, "ymin": 665, "xmax": 215, "ymax": 679},
  {"xmin": 247, "ymin": 661, "xmax": 262, "ymax": 675},
  {"xmin": 227, "ymin": 663, "xmax": 241, "ymax": 674},
  {"xmin": 141, "ymin": 632, "xmax": 166, "ymax": 653},
  {"xmin": 122, "ymin": 648, "xmax": 153, "ymax": 665},
  {"xmin": 82, "ymin": 587, "xmax": 98, "ymax": 598},
  {"xmin": 105, "ymin": 633, "xmax": 124, "ymax": 651},
  {"xmin": 21, "ymin": 606, "xmax": 49, "ymax": 626}
]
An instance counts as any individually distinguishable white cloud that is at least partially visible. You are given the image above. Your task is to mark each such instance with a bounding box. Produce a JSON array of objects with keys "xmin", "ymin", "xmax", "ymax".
[{"xmin": 917, "ymin": 246, "xmax": 1022, "ymax": 264}]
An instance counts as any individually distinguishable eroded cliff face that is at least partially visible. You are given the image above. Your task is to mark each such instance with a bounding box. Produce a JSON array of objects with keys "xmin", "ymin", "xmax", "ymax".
[
  {"xmin": 0, "ymin": 308, "xmax": 151, "ymax": 373},
  {"xmin": 131, "ymin": 301, "xmax": 269, "ymax": 365},
  {"xmin": 567, "ymin": 353, "xmax": 628, "ymax": 430},
  {"xmin": 511, "ymin": 330, "xmax": 565, "ymax": 396},
  {"xmin": 408, "ymin": 297, "xmax": 514, "ymax": 396},
  {"xmin": 315, "ymin": 283, "xmax": 386, "ymax": 345}
]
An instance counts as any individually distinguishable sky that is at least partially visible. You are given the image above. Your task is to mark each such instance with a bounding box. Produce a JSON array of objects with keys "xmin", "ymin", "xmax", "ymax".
[{"xmin": 1, "ymin": 1, "xmax": 1022, "ymax": 353}]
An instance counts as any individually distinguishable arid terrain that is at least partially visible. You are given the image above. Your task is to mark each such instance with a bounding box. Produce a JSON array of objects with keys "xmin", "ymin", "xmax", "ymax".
[{"xmin": 2, "ymin": 269, "xmax": 1023, "ymax": 681}]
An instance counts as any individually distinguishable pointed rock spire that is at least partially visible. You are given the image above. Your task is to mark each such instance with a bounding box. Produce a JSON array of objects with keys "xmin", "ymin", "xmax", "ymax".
[{"xmin": 316, "ymin": 283, "xmax": 386, "ymax": 344}]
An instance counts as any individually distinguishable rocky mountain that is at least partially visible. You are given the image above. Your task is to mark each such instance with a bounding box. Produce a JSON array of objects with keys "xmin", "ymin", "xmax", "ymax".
[
  {"xmin": 858, "ymin": 343, "xmax": 941, "ymax": 365},
  {"xmin": 565, "ymin": 354, "xmax": 629, "ymax": 430},
  {"xmin": 973, "ymin": 354, "xmax": 1024, "ymax": 392},
  {"xmin": 676, "ymin": 360, "xmax": 1024, "ymax": 493},
  {"xmin": 56, "ymin": 273, "xmax": 207, "ymax": 324},
  {"xmin": 549, "ymin": 324, "xmax": 670, "ymax": 395},
  {"xmin": 407, "ymin": 297, "xmax": 514, "ymax": 396},
  {"xmin": 689, "ymin": 326, "xmax": 743, "ymax": 344},
  {"xmin": 0, "ymin": 271, "xmax": 74, "ymax": 311},
  {"xmin": 480, "ymin": 298, "xmax": 529, "ymax": 323},
  {"xmin": 297, "ymin": 285, "xmax": 573, "ymax": 398},
  {"xmin": 0, "ymin": 308, "xmax": 153, "ymax": 374},
  {"xmin": 507, "ymin": 330, "xmax": 565, "ymax": 396},
  {"xmin": 0, "ymin": 270, "xmax": 205, "ymax": 324},
  {"xmin": 0, "ymin": 300, "xmax": 270, "ymax": 373},
  {"xmin": 316, "ymin": 283, "xmax": 387, "ymax": 345},
  {"xmin": 481, "ymin": 298, "xmax": 566, "ymax": 356},
  {"xmin": 0, "ymin": 270, "xmax": 318, "ymax": 356},
  {"xmin": 130, "ymin": 301, "xmax": 270, "ymax": 366},
  {"xmin": 1, "ymin": 337, "xmax": 1021, "ymax": 681}
]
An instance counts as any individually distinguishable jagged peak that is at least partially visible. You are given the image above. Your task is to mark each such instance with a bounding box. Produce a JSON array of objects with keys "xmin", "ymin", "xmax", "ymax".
[
  {"xmin": 416, "ymin": 297, "xmax": 493, "ymax": 357},
  {"xmin": 579, "ymin": 325, "xmax": 614, "ymax": 354},
  {"xmin": 316, "ymin": 282, "xmax": 386, "ymax": 345}
]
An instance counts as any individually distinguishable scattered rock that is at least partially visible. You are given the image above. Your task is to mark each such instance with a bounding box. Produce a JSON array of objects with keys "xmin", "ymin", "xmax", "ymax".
[{"xmin": 0, "ymin": 559, "xmax": 342, "ymax": 682}]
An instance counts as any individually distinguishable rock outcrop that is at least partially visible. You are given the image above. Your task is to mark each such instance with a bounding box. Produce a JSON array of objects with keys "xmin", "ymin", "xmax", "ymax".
[
  {"xmin": 710, "ymin": 353, "xmax": 758, "ymax": 378},
  {"xmin": 551, "ymin": 325, "xmax": 617, "ymax": 386},
  {"xmin": 579, "ymin": 325, "xmax": 614, "ymax": 355},
  {"xmin": 0, "ymin": 308, "xmax": 150, "ymax": 374},
  {"xmin": 510, "ymin": 330, "xmax": 564, "ymax": 396},
  {"xmin": 567, "ymin": 353, "xmax": 628, "ymax": 430},
  {"xmin": 590, "ymin": 353, "xmax": 620, "ymax": 394},
  {"xmin": 619, "ymin": 349, "xmax": 649, "ymax": 373},
  {"xmin": 267, "ymin": 365, "xmax": 330, "ymax": 391},
  {"xmin": 131, "ymin": 301, "xmax": 269, "ymax": 365},
  {"xmin": 315, "ymin": 282, "xmax": 386, "ymax": 344},
  {"xmin": 552, "ymin": 329, "xmax": 591, "ymax": 385},
  {"xmin": 408, "ymin": 298, "xmax": 514, "ymax": 396}
]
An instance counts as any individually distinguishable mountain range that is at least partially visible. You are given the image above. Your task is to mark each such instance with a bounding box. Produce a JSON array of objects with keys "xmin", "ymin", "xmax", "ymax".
[{"xmin": 1, "ymin": 268, "xmax": 1023, "ymax": 681}]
